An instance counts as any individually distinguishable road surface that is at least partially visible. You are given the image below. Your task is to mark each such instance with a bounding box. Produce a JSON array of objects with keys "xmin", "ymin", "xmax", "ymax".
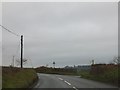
[{"xmin": 34, "ymin": 73, "xmax": 118, "ymax": 89}]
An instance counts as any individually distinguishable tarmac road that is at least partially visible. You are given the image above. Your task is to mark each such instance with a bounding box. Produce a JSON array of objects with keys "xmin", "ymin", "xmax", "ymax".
[{"xmin": 34, "ymin": 73, "xmax": 118, "ymax": 89}]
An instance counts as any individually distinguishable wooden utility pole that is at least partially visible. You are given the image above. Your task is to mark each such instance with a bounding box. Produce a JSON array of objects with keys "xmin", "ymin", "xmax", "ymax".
[
  {"xmin": 91, "ymin": 60, "xmax": 95, "ymax": 65},
  {"xmin": 21, "ymin": 35, "xmax": 23, "ymax": 68},
  {"xmin": 13, "ymin": 56, "xmax": 15, "ymax": 67}
]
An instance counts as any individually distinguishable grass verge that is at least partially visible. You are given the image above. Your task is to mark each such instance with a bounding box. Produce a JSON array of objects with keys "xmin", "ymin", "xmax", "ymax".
[
  {"xmin": 78, "ymin": 67, "xmax": 119, "ymax": 87},
  {"xmin": 2, "ymin": 67, "xmax": 38, "ymax": 88}
]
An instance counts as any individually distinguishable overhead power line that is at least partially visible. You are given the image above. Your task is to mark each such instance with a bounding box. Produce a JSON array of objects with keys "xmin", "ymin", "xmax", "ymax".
[{"xmin": 0, "ymin": 25, "xmax": 20, "ymax": 36}]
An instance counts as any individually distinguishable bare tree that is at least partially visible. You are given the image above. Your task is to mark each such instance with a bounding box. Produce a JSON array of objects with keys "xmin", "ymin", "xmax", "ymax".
[
  {"xmin": 16, "ymin": 58, "xmax": 28, "ymax": 67},
  {"xmin": 112, "ymin": 56, "xmax": 120, "ymax": 64}
]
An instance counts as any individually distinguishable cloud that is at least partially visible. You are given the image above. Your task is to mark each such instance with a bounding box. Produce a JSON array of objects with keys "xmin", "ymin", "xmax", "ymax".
[{"xmin": 2, "ymin": 2, "xmax": 118, "ymax": 67}]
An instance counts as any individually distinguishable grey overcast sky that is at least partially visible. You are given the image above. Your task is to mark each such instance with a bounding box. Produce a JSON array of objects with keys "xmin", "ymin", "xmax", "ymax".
[{"xmin": 2, "ymin": 2, "xmax": 118, "ymax": 68}]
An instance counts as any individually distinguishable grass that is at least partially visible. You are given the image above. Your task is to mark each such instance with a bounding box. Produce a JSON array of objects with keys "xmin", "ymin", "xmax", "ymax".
[
  {"xmin": 0, "ymin": 67, "xmax": 1, "ymax": 89},
  {"xmin": 2, "ymin": 67, "xmax": 38, "ymax": 88},
  {"xmin": 78, "ymin": 67, "xmax": 119, "ymax": 86}
]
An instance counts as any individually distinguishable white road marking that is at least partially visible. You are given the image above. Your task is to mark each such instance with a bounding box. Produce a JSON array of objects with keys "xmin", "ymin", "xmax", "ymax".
[
  {"xmin": 73, "ymin": 86, "xmax": 78, "ymax": 90},
  {"xmin": 58, "ymin": 78, "xmax": 63, "ymax": 81},
  {"xmin": 58, "ymin": 77, "xmax": 78, "ymax": 90},
  {"xmin": 64, "ymin": 80, "xmax": 71, "ymax": 86}
]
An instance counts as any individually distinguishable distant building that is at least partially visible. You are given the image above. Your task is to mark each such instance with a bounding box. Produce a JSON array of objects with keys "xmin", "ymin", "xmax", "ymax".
[
  {"xmin": 64, "ymin": 65, "xmax": 91, "ymax": 71},
  {"xmin": 75, "ymin": 65, "xmax": 91, "ymax": 71}
]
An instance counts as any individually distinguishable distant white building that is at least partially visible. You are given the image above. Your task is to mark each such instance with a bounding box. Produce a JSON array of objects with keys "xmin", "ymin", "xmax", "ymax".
[
  {"xmin": 64, "ymin": 65, "xmax": 91, "ymax": 71},
  {"xmin": 76, "ymin": 65, "xmax": 91, "ymax": 71}
]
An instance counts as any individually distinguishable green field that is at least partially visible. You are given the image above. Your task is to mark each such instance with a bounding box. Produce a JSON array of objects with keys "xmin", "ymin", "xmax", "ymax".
[{"xmin": 2, "ymin": 67, "xmax": 38, "ymax": 88}]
